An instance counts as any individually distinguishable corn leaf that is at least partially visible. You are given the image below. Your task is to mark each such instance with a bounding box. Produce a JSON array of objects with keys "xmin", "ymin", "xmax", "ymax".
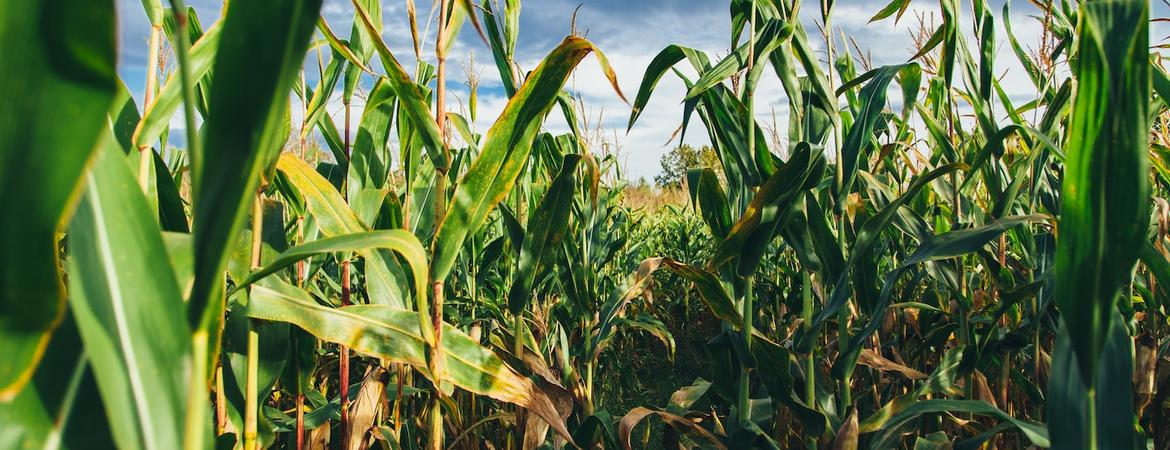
[
  {"xmin": 353, "ymin": 0, "xmax": 448, "ymax": 172},
  {"xmin": 1054, "ymin": 0, "xmax": 1149, "ymax": 382},
  {"xmin": 232, "ymin": 230, "xmax": 428, "ymax": 312},
  {"xmin": 834, "ymin": 63, "xmax": 917, "ymax": 210},
  {"xmin": 687, "ymin": 167, "xmax": 732, "ymax": 239},
  {"xmin": 619, "ymin": 407, "xmax": 727, "ymax": 450},
  {"xmin": 1048, "ymin": 312, "xmax": 1135, "ymax": 450},
  {"xmin": 797, "ymin": 163, "xmax": 963, "ymax": 353},
  {"xmin": 0, "ymin": 0, "xmax": 117, "ymax": 398},
  {"xmin": 0, "ymin": 315, "xmax": 115, "ymax": 449},
  {"xmin": 833, "ymin": 215, "xmax": 1047, "ymax": 379},
  {"xmin": 508, "ymin": 155, "xmax": 582, "ymax": 314},
  {"xmin": 68, "ymin": 136, "xmax": 191, "ymax": 450},
  {"xmin": 627, "ymin": 45, "xmax": 708, "ymax": 131},
  {"xmin": 245, "ymin": 278, "xmax": 573, "ymax": 443},
  {"xmin": 188, "ymin": 0, "xmax": 324, "ymax": 337},
  {"xmin": 344, "ymin": 0, "xmax": 381, "ymax": 99},
  {"xmin": 347, "ymin": 78, "xmax": 396, "ymax": 203},
  {"xmin": 867, "ymin": 400, "xmax": 1048, "ymax": 448},
  {"xmin": 133, "ymin": 22, "xmax": 223, "ymax": 149},
  {"xmin": 711, "ymin": 143, "xmax": 823, "ymax": 275},
  {"xmin": 431, "ymin": 36, "xmax": 624, "ymax": 282},
  {"xmin": 685, "ymin": 20, "xmax": 793, "ymax": 100},
  {"xmin": 275, "ymin": 154, "xmax": 408, "ymax": 309}
]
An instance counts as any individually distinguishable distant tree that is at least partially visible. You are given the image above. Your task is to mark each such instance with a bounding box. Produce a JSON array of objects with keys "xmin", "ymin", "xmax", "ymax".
[{"xmin": 655, "ymin": 144, "xmax": 720, "ymax": 188}]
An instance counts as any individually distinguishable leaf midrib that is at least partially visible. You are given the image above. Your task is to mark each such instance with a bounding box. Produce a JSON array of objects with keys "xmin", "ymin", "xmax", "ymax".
[{"xmin": 87, "ymin": 170, "xmax": 158, "ymax": 450}]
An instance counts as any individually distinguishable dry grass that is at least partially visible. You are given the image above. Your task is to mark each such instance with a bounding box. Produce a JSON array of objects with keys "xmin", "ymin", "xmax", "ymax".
[{"xmin": 621, "ymin": 183, "xmax": 688, "ymax": 212}]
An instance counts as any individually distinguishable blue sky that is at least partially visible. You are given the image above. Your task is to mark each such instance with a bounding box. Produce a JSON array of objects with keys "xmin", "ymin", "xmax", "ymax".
[{"xmin": 116, "ymin": 0, "xmax": 1170, "ymax": 180}]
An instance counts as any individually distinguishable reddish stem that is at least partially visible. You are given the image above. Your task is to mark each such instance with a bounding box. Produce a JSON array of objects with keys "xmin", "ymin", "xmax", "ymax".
[
  {"xmin": 295, "ymin": 393, "xmax": 305, "ymax": 450},
  {"xmin": 339, "ymin": 99, "xmax": 353, "ymax": 450}
]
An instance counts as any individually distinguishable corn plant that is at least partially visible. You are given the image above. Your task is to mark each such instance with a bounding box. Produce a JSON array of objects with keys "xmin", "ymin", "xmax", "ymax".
[
  {"xmin": 624, "ymin": 0, "xmax": 1167, "ymax": 448},
  {"xmin": 2, "ymin": 0, "xmax": 1170, "ymax": 449}
]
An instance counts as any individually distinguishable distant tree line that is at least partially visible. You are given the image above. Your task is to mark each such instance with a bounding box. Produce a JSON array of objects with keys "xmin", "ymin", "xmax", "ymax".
[{"xmin": 655, "ymin": 144, "xmax": 720, "ymax": 188}]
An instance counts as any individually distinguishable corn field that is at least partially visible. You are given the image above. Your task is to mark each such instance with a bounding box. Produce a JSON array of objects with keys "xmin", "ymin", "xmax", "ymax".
[{"xmin": 1, "ymin": 0, "xmax": 1168, "ymax": 448}]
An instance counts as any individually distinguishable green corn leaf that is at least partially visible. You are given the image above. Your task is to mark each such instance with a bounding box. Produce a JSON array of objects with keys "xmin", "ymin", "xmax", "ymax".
[
  {"xmin": 700, "ymin": 85, "xmax": 766, "ymax": 186},
  {"xmin": 133, "ymin": 22, "xmax": 223, "ymax": 149},
  {"xmin": 729, "ymin": 0, "xmax": 780, "ymax": 46},
  {"xmin": 687, "ymin": 168, "xmax": 733, "ymax": 239},
  {"xmin": 431, "ymin": 36, "xmax": 625, "ymax": 282},
  {"xmin": 504, "ymin": 0, "xmax": 521, "ymax": 59},
  {"xmin": 508, "ymin": 155, "xmax": 582, "ymax": 314},
  {"xmin": 447, "ymin": 112, "xmax": 478, "ymax": 148},
  {"xmin": 0, "ymin": 0, "xmax": 117, "ymax": 398},
  {"xmin": 805, "ymin": 192, "xmax": 845, "ymax": 281},
  {"xmin": 1141, "ymin": 243, "xmax": 1170, "ymax": 307},
  {"xmin": 628, "ymin": 45, "xmax": 709, "ymax": 131},
  {"xmin": 868, "ymin": 400, "xmax": 1048, "ymax": 448},
  {"xmin": 833, "ymin": 215, "xmax": 1047, "ymax": 379},
  {"xmin": 141, "ymin": 0, "xmax": 164, "ymax": 25},
  {"xmin": 351, "ymin": 188, "xmax": 391, "ymax": 229},
  {"xmin": 1048, "ymin": 312, "xmax": 1136, "ymax": 450},
  {"xmin": 277, "ymin": 155, "xmax": 365, "ymax": 235},
  {"xmin": 275, "ymin": 154, "xmax": 407, "ymax": 309},
  {"xmin": 625, "ymin": 258, "xmax": 742, "ymax": 328},
  {"xmin": 1002, "ymin": 2, "xmax": 1044, "ymax": 91},
  {"xmin": 219, "ymin": 307, "xmax": 288, "ymax": 449},
  {"xmin": 299, "ymin": 49, "xmax": 346, "ymax": 143},
  {"xmin": 188, "ymin": 0, "xmax": 324, "ymax": 337},
  {"xmin": 781, "ymin": 203, "xmax": 819, "ymax": 273},
  {"xmin": 110, "ymin": 81, "xmax": 144, "ymax": 154},
  {"xmin": 163, "ymin": 232, "xmax": 196, "ymax": 299},
  {"xmin": 751, "ymin": 336, "xmax": 826, "ymax": 435},
  {"xmin": 347, "ymin": 78, "xmax": 396, "ymax": 203},
  {"xmin": 711, "ymin": 144, "xmax": 821, "ymax": 271},
  {"xmin": 899, "ymin": 64, "xmax": 922, "ymax": 119},
  {"xmin": 902, "ymin": 215, "xmax": 1048, "ymax": 265},
  {"xmin": 0, "ymin": 315, "xmax": 117, "ymax": 449},
  {"xmin": 938, "ymin": 0, "xmax": 959, "ymax": 88},
  {"xmin": 482, "ymin": 0, "xmax": 519, "ymax": 97},
  {"xmin": 1038, "ymin": 80, "xmax": 1074, "ymax": 135},
  {"xmin": 1054, "ymin": 0, "xmax": 1149, "ymax": 382},
  {"xmin": 729, "ymin": 420, "xmax": 784, "ymax": 450},
  {"xmin": 316, "ymin": 17, "xmax": 369, "ymax": 75},
  {"xmin": 790, "ymin": 28, "xmax": 837, "ymax": 129},
  {"xmin": 860, "ymin": 346, "xmax": 966, "ymax": 433},
  {"xmin": 959, "ymin": 124, "xmax": 1023, "ymax": 192},
  {"xmin": 835, "ymin": 63, "xmax": 917, "ymax": 211},
  {"xmin": 740, "ymin": 152, "xmax": 825, "ymax": 276},
  {"xmin": 868, "ymin": 0, "xmax": 911, "ymax": 23},
  {"xmin": 596, "ymin": 313, "xmax": 677, "ymax": 368},
  {"xmin": 68, "ymin": 136, "xmax": 191, "ymax": 450},
  {"xmin": 231, "ymin": 230, "xmax": 429, "ymax": 316},
  {"xmin": 441, "ymin": 0, "xmax": 487, "ymax": 56},
  {"xmin": 798, "ymin": 163, "xmax": 963, "ymax": 352},
  {"xmin": 976, "ymin": 6, "xmax": 995, "ymax": 103},
  {"xmin": 498, "ymin": 203, "xmax": 526, "ymax": 251},
  {"xmin": 849, "ymin": 163, "xmax": 965, "ymax": 268},
  {"xmin": 311, "ymin": 102, "xmax": 350, "ymax": 167},
  {"xmin": 344, "ymin": 0, "xmax": 381, "ymax": 99},
  {"xmin": 353, "ymin": 0, "xmax": 448, "ymax": 172},
  {"xmin": 153, "ymin": 151, "xmax": 190, "ymax": 233},
  {"xmin": 277, "ymin": 326, "xmax": 318, "ymax": 399},
  {"xmin": 685, "ymin": 19, "xmax": 793, "ymax": 100},
  {"xmin": 162, "ymin": 7, "xmax": 214, "ymax": 118},
  {"xmin": 245, "ymin": 278, "xmax": 574, "ymax": 443}
]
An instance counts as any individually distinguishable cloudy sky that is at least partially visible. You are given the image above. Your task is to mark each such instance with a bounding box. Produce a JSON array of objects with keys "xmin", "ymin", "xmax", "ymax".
[{"xmin": 115, "ymin": 0, "xmax": 1170, "ymax": 181}]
